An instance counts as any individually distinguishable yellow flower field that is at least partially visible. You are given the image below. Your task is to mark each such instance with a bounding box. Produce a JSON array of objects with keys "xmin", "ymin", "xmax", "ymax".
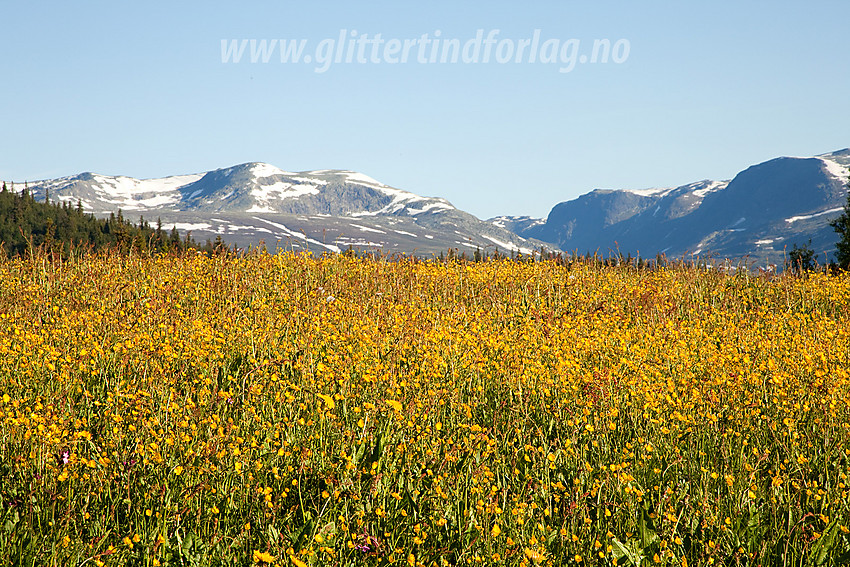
[{"xmin": 1, "ymin": 251, "xmax": 849, "ymax": 565}]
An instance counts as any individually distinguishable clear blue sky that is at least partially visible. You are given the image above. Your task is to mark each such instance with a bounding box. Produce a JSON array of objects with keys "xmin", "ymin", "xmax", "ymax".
[{"xmin": 2, "ymin": 1, "xmax": 849, "ymax": 219}]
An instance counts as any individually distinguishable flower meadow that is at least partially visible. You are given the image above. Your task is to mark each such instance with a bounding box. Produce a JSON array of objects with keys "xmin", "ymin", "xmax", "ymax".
[{"xmin": 1, "ymin": 251, "xmax": 849, "ymax": 566}]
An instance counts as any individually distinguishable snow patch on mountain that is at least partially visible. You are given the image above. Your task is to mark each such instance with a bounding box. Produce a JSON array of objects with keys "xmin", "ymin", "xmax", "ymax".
[
  {"xmin": 622, "ymin": 179, "xmax": 728, "ymax": 200},
  {"xmin": 290, "ymin": 176, "xmax": 328, "ymax": 185},
  {"xmin": 623, "ymin": 186, "xmax": 676, "ymax": 197},
  {"xmin": 335, "ymin": 237, "xmax": 384, "ymax": 247},
  {"xmin": 251, "ymin": 163, "xmax": 294, "ymax": 178},
  {"xmin": 482, "ymin": 234, "xmax": 533, "ymax": 255},
  {"xmin": 407, "ymin": 201, "xmax": 454, "ymax": 215},
  {"xmin": 691, "ymin": 180, "xmax": 728, "ymax": 197},
  {"xmin": 821, "ymin": 158, "xmax": 850, "ymax": 185},
  {"xmin": 252, "ymin": 216, "xmax": 341, "ymax": 253},
  {"xmin": 785, "ymin": 207, "xmax": 843, "ymax": 223},
  {"xmin": 250, "ymin": 181, "xmax": 321, "ymax": 202},
  {"xmin": 351, "ymin": 224, "xmax": 386, "ymax": 234},
  {"xmin": 490, "ymin": 216, "xmax": 545, "ymax": 229},
  {"xmin": 171, "ymin": 222, "xmax": 212, "ymax": 231},
  {"xmin": 340, "ymin": 171, "xmax": 387, "ymax": 187}
]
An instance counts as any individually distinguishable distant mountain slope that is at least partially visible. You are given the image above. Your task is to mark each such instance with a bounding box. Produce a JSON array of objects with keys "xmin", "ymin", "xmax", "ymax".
[
  {"xmin": 517, "ymin": 149, "xmax": 850, "ymax": 265},
  {"xmin": 12, "ymin": 163, "xmax": 552, "ymax": 257},
  {"xmin": 487, "ymin": 215, "xmax": 546, "ymax": 235}
]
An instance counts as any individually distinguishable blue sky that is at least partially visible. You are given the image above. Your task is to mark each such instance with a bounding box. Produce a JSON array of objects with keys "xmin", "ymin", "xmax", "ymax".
[{"xmin": 2, "ymin": 1, "xmax": 849, "ymax": 219}]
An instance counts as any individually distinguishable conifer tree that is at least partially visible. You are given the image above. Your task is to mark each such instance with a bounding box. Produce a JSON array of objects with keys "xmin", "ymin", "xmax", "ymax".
[{"xmin": 830, "ymin": 172, "xmax": 850, "ymax": 269}]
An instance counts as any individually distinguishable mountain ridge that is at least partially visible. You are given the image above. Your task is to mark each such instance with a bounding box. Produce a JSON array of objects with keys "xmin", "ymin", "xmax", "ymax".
[
  {"xmin": 8, "ymin": 163, "xmax": 550, "ymax": 257},
  {"xmin": 7, "ymin": 148, "xmax": 850, "ymax": 262},
  {"xmin": 505, "ymin": 149, "xmax": 850, "ymax": 265}
]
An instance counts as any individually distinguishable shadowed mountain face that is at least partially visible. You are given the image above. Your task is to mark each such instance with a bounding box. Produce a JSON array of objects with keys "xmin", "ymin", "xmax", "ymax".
[
  {"xmin": 512, "ymin": 150, "xmax": 850, "ymax": 265},
  {"xmin": 13, "ymin": 163, "xmax": 553, "ymax": 257}
]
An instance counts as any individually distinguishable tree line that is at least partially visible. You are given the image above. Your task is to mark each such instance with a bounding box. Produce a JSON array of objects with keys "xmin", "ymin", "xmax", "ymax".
[{"xmin": 0, "ymin": 181, "xmax": 228, "ymax": 257}]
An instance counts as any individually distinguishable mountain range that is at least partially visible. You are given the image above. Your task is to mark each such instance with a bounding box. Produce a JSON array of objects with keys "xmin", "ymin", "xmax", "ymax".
[
  {"xmin": 497, "ymin": 149, "xmax": 850, "ymax": 266},
  {"xmin": 13, "ymin": 163, "xmax": 547, "ymax": 256},
  {"xmin": 6, "ymin": 148, "xmax": 850, "ymax": 263}
]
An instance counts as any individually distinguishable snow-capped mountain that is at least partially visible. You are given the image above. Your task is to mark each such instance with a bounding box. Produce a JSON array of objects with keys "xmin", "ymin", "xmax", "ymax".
[
  {"xmin": 487, "ymin": 215, "xmax": 547, "ymax": 234},
  {"xmin": 15, "ymin": 163, "xmax": 551, "ymax": 256},
  {"xmin": 515, "ymin": 149, "xmax": 850, "ymax": 265},
  {"xmin": 26, "ymin": 162, "xmax": 457, "ymax": 217}
]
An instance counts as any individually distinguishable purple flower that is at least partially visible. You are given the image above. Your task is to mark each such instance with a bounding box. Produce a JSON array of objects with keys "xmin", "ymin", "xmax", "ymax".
[
  {"xmin": 356, "ymin": 531, "xmax": 380, "ymax": 553},
  {"xmin": 61, "ymin": 450, "xmax": 69, "ymax": 465}
]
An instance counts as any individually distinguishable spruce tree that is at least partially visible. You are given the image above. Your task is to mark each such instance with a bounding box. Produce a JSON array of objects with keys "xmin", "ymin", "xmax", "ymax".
[{"xmin": 830, "ymin": 173, "xmax": 850, "ymax": 269}]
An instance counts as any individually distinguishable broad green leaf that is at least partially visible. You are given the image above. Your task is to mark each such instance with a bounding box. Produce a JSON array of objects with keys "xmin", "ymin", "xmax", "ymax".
[
  {"xmin": 611, "ymin": 538, "xmax": 644, "ymax": 566},
  {"xmin": 808, "ymin": 519, "xmax": 839, "ymax": 566},
  {"xmin": 639, "ymin": 509, "xmax": 659, "ymax": 550}
]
